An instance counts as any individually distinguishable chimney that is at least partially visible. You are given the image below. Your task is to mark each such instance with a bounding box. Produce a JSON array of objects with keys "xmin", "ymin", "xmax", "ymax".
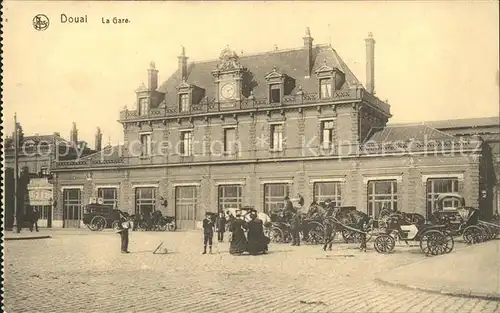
[
  {"xmin": 53, "ymin": 132, "xmax": 60, "ymax": 137},
  {"xmin": 178, "ymin": 46, "xmax": 188, "ymax": 81},
  {"xmin": 365, "ymin": 32, "xmax": 376, "ymax": 94},
  {"xmin": 70, "ymin": 122, "xmax": 78, "ymax": 145},
  {"xmin": 147, "ymin": 61, "xmax": 158, "ymax": 90},
  {"xmin": 95, "ymin": 127, "xmax": 103, "ymax": 151},
  {"xmin": 303, "ymin": 27, "xmax": 314, "ymax": 76}
]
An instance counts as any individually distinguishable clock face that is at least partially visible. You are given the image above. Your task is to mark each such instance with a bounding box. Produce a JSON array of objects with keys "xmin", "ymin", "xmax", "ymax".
[{"xmin": 220, "ymin": 83, "xmax": 235, "ymax": 99}]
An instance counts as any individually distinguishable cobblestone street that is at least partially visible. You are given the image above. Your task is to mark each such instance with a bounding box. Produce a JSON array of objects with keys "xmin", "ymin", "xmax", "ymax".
[{"xmin": 4, "ymin": 230, "xmax": 500, "ymax": 313}]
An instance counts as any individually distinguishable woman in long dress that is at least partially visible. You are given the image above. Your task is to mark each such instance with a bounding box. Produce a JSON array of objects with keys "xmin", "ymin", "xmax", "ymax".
[
  {"xmin": 247, "ymin": 213, "xmax": 269, "ymax": 255},
  {"xmin": 229, "ymin": 213, "xmax": 248, "ymax": 255}
]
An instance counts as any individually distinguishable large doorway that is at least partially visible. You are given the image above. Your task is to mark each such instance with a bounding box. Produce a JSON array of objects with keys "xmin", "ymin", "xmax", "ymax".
[
  {"xmin": 175, "ymin": 186, "xmax": 198, "ymax": 229},
  {"xmin": 63, "ymin": 189, "xmax": 82, "ymax": 228}
]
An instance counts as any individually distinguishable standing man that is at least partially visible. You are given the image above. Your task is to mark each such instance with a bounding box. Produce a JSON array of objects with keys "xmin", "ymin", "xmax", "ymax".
[
  {"xmin": 30, "ymin": 207, "xmax": 40, "ymax": 232},
  {"xmin": 323, "ymin": 218, "xmax": 335, "ymax": 251},
  {"xmin": 290, "ymin": 210, "xmax": 301, "ymax": 246},
  {"xmin": 116, "ymin": 217, "xmax": 132, "ymax": 254},
  {"xmin": 284, "ymin": 196, "xmax": 294, "ymax": 214},
  {"xmin": 216, "ymin": 212, "xmax": 227, "ymax": 242},
  {"xmin": 202, "ymin": 212, "xmax": 215, "ymax": 254}
]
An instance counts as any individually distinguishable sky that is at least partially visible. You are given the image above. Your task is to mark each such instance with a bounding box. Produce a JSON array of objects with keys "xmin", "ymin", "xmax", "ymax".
[{"xmin": 3, "ymin": 1, "xmax": 499, "ymax": 148}]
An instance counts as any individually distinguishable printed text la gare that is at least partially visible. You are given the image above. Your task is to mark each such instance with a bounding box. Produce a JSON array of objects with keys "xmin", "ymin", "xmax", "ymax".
[{"xmin": 102, "ymin": 17, "xmax": 130, "ymax": 24}]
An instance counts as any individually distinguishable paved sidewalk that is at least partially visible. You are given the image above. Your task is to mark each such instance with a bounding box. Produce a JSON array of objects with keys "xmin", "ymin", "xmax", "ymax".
[{"xmin": 376, "ymin": 240, "xmax": 500, "ymax": 300}]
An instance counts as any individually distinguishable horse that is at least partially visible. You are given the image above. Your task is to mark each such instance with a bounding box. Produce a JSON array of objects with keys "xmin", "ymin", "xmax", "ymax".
[{"xmin": 224, "ymin": 207, "xmax": 272, "ymax": 226}]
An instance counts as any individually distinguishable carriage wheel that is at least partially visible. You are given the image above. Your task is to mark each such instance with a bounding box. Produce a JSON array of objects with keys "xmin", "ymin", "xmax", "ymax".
[
  {"xmin": 420, "ymin": 230, "xmax": 449, "ymax": 255},
  {"xmin": 90, "ymin": 216, "xmax": 107, "ymax": 231},
  {"xmin": 463, "ymin": 225, "xmax": 484, "ymax": 244},
  {"xmin": 156, "ymin": 222, "xmax": 167, "ymax": 231},
  {"xmin": 167, "ymin": 223, "xmax": 176, "ymax": 232},
  {"xmin": 86, "ymin": 222, "xmax": 97, "ymax": 231},
  {"xmin": 373, "ymin": 234, "xmax": 395, "ymax": 253},
  {"xmin": 478, "ymin": 224, "xmax": 492, "ymax": 241},
  {"xmin": 268, "ymin": 227, "xmax": 284, "ymax": 243}
]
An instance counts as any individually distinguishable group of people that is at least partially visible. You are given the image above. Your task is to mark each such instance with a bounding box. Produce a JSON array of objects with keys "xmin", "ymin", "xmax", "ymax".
[{"xmin": 202, "ymin": 210, "xmax": 270, "ymax": 256}]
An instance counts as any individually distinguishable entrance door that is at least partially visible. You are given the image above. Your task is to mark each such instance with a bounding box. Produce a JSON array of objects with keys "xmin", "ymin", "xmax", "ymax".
[
  {"xmin": 175, "ymin": 186, "xmax": 198, "ymax": 229},
  {"xmin": 63, "ymin": 189, "xmax": 82, "ymax": 228}
]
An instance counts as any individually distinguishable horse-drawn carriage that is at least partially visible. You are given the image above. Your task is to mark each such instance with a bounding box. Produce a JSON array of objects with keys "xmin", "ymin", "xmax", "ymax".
[
  {"xmin": 133, "ymin": 210, "xmax": 176, "ymax": 231},
  {"xmin": 83, "ymin": 204, "xmax": 126, "ymax": 231},
  {"xmin": 372, "ymin": 212, "xmax": 454, "ymax": 255},
  {"xmin": 430, "ymin": 193, "xmax": 500, "ymax": 243}
]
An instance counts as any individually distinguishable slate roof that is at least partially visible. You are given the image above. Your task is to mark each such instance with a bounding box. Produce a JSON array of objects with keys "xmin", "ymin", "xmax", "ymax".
[
  {"xmin": 420, "ymin": 116, "xmax": 499, "ymax": 130},
  {"xmin": 24, "ymin": 134, "xmax": 69, "ymax": 145},
  {"xmin": 365, "ymin": 124, "xmax": 453, "ymax": 143},
  {"xmin": 157, "ymin": 44, "xmax": 361, "ymax": 105},
  {"xmin": 79, "ymin": 145, "xmax": 124, "ymax": 162}
]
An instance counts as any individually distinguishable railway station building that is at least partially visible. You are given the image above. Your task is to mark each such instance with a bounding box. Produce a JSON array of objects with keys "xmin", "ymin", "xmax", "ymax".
[{"xmin": 50, "ymin": 29, "xmax": 498, "ymax": 229}]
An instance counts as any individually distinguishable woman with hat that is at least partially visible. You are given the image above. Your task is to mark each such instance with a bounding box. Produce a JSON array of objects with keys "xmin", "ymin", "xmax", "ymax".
[
  {"xmin": 247, "ymin": 212, "xmax": 269, "ymax": 255},
  {"xmin": 229, "ymin": 211, "xmax": 248, "ymax": 255}
]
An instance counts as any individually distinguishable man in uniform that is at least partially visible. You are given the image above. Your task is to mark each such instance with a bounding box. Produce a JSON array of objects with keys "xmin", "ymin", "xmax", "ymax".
[
  {"xmin": 202, "ymin": 212, "xmax": 215, "ymax": 254},
  {"xmin": 216, "ymin": 212, "xmax": 227, "ymax": 242}
]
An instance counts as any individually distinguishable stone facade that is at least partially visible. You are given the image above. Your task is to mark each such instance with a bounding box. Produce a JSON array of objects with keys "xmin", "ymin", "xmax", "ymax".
[{"xmin": 50, "ymin": 29, "xmax": 495, "ymax": 229}]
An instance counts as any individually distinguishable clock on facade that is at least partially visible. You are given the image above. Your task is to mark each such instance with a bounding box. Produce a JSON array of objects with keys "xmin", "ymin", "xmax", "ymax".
[{"xmin": 220, "ymin": 83, "xmax": 235, "ymax": 99}]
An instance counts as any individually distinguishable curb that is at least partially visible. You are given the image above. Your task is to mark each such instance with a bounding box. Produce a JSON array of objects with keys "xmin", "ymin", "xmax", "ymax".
[
  {"xmin": 374, "ymin": 277, "xmax": 500, "ymax": 301},
  {"xmin": 4, "ymin": 236, "xmax": 52, "ymax": 241}
]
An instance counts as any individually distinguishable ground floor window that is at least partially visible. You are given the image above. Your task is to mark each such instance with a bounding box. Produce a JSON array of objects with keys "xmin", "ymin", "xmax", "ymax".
[
  {"xmin": 367, "ymin": 180, "xmax": 398, "ymax": 219},
  {"xmin": 218, "ymin": 185, "xmax": 242, "ymax": 213},
  {"xmin": 98, "ymin": 188, "xmax": 118, "ymax": 208},
  {"xmin": 314, "ymin": 182, "xmax": 342, "ymax": 206},
  {"xmin": 175, "ymin": 186, "xmax": 198, "ymax": 229},
  {"xmin": 63, "ymin": 189, "xmax": 82, "ymax": 227},
  {"xmin": 264, "ymin": 183, "xmax": 289, "ymax": 214},
  {"xmin": 34, "ymin": 205, "xmax": 51, "ymax": 220},
  {"xmin": 135, "ymin": 187, "xmax": 157, "ymax": 216},
  {"xmin": 426, "ymin": 178, "xmax": 459, "ymax": 218}
]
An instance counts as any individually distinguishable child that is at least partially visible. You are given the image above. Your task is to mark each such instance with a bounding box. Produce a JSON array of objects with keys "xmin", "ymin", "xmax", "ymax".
[
  {"xmin": 202, "ymin": 212, "xmax": 215, "ymax": 254},
  {"xmin": 323, "ymin": 218, "xmax": 335, "ymax": 251},
  {"xmin": 216, "ymin": 212, "xmax": 227, "ymax": 242}
]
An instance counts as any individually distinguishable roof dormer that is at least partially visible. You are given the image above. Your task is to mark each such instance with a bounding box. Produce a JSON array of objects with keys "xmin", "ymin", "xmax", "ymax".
[
  {"xmin": 315, "ymin": 60, "xmax": 346, "ymax": 98},
  {"xmin": 176, "ymin": 79, "xmax": 205, "ymax": 112},
  {"xmin": 265, "ymin": 66, "xmax": 296, "ymax": 104}
]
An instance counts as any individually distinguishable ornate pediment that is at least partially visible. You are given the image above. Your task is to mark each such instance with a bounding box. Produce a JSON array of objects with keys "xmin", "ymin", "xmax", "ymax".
[
  {"xmin": 214, "ymin": 46, "xmax": 244, "ymax": 72},
  {"xmin": 135, "ymin": 82, "xmax": 148, "ymax": 93},
  {"xmin": 176, "ymin": 80, "xmax": 192, "ymax": 91},
  {"xmin": 315, "ymin": 60, "xmax": 335, "ymax": 75},
  {"xmin": 265, "ymin": 66, "xmax": 285, "ymax": 81}
]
